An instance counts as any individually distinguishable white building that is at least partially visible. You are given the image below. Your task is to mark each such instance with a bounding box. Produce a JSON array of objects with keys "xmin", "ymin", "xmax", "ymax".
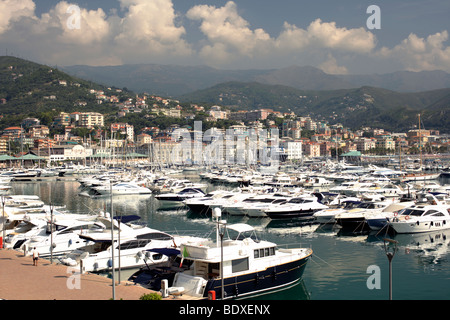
[{"xmin": 280, "ymin": 139, "xmax": 302, "ymax": 161}]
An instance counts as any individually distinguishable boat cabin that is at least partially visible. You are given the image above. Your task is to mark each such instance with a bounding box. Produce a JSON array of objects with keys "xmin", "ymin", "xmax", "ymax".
[{"xmin": 177, "ymin": 224, "xmax": 277, "ymax": 280}]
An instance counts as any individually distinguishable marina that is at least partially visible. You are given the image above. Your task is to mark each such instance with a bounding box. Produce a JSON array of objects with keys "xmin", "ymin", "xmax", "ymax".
[{"xmin": 1, "ymin": 161, "xmax": 450, "ymax": 300}]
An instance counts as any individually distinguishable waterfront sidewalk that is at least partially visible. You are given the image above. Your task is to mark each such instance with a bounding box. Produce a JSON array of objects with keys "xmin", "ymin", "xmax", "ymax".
[{"xmin": 0, "ymin": 248, "xmax": 157, "ymax": 300}]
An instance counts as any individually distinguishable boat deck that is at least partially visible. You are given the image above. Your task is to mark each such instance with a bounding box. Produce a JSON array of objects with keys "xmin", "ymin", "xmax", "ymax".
[{"xmin": 0, "ymin": 248, "xmax": 182, "ymax": 300}]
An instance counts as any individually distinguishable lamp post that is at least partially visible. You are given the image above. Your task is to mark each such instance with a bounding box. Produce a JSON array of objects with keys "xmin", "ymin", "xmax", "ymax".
[
  {"xmin": 383, "ymin": 238, "xmax": 398, "ymax": 300},
  {"xmin": 50, "ymin": 200, "xmax": 54, "ymax": 264},
  {"xmin": 110, "ymin": 181, "xmax": 115, "ymax": 300},
  {"xmin": 2, "ymin": 195, "xmax": 5, "ymax": 249},
  {"xmin": 213, "ymin": 208, "xmax": 226, "ymax": 300}
]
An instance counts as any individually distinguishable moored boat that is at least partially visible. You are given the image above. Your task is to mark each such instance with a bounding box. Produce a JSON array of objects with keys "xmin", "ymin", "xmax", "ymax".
[
  {"xmin": 388, "ymin": 203, "xmax": 450, "ymax": 234},
  {"xmin": 165, "ymin": 212, "xmax": 312, "ymax": 299}
]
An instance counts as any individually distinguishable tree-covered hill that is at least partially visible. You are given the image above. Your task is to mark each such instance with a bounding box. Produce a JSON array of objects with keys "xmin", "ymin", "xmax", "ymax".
[
  {"xmin": 179, "ymin": 82, "xmax": 450, "ymax": 133},
  {"xmin": 0, "ymin": 56, "xmax": 134, "ymax": 130}
]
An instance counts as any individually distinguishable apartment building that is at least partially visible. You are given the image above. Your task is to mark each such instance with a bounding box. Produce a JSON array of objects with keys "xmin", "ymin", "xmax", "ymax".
[{"xmin": 71, "ymin": 112, "xmax": 104, "ymax": 128}]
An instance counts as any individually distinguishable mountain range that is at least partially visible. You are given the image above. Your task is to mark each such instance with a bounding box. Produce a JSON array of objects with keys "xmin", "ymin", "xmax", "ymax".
[
  {"xmin": 1, "ymin": 56, "xmax": 449, "ymax": 134},
  {"xmin": 62, "ymin": 64, "xmax": 450, "ymax": 96}
]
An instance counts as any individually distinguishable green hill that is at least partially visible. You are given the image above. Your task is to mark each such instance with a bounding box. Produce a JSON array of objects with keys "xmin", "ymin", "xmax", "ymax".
[
  {"xmin": 180, "ymin": 82, "xmax": 450, "ymax": 133},
  {"xmin": 0, "ymin": 56, "xmax": 132, "ymax": 130}
]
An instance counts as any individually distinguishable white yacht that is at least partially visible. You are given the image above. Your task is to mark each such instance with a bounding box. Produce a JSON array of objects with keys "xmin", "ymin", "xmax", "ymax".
[
  {"xmin": 61, "ymin": 220, "xmax": 206, "ymax": 272},
  {"xmin": 93, "ymin": 182, "xmax": 152, "ymax": 195},
  {"xmin": 263, "ymin": 194, "xmax": 328, "ymax": 220},
  {"xmin": 155, "ymin": 188, "xmax": 206, "ymax": 208},
  {"xmin": 335, "ymin": 197, "xmax": 394, "ymax": 232},
  {"xmin": 225, "ymin": 194, "xmax": 291, "ymax": 218},
  {"xmin": 22, "ymin": 217, "xmax": 108, "ymax": 257},
  {"xmin": 313, "ymin": 198, "xmax": 361, "ymax": 224},
  {"xmin": 183, "ymin": 190, "xmax": 240, "ymax": 214},
  {"xmin": 389, "ymin": 203, "xmax": 450, "ymax": 234}
]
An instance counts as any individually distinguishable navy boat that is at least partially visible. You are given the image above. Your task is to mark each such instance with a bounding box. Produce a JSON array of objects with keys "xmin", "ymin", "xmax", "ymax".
[{"xmin": 129, "ymin": 212, "xmax": 312, "ymax": 299}]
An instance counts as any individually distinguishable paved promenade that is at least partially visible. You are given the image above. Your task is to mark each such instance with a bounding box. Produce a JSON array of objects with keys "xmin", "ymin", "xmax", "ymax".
[{"xmin": 0, "ymin": 248, "xmax": 158, "ymax": 300}]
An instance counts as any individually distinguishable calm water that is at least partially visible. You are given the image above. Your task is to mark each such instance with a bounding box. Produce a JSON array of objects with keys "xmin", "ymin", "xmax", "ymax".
[{"xmin": 10, "ymin": 175, "xmax": 450, "ymax": 300}]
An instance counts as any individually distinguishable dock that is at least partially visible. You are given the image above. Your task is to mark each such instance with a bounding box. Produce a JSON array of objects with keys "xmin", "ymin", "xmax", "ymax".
[{"xmin": 0, "ymin": 248, "xmax": 166, "ymax": 300}]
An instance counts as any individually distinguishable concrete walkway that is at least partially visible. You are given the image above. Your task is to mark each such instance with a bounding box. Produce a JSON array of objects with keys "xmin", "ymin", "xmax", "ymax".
[{"xmin": 0, "ymin": 249, "xmax": 159, "ymax": 300}]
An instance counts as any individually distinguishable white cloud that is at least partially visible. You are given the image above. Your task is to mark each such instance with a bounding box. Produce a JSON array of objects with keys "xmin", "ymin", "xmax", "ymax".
[
  {"xmin": 318, "ymin": 54, "xmax": 349, "ymax": 74},
  {"xmin": 186, "ymin": 2, "xmax": 377, "ymax": 68},
  {"xmin": 378, "ymin": 31, "xmax": 450, "ymax": 72},
  {"xmin": 0, "ymin": 0, "xmax": 35, "ymax": 34},
  {"xmin": 0, "ymin": 0, "xmax": 449, "ymax": 73},
  {"xmin": 304, "ymin": 19, "xmax": 376, "ymax": 53},
  {"xmin": 115, "ymin": 0, "xmax": 192, "ymax": 57},
  {"xmin": 186, "ymin": 1, "xmax": 271, "ymax": 65}
]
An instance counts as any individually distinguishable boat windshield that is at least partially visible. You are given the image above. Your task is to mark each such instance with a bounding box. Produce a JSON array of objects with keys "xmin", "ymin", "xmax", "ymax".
[
  {"xmin": 227, "ymin": 229, "xmax": 259, "ymax": 242},
  {"xmin": 400, "ymin": 208, "xmax": 425, "ymax": 216}
]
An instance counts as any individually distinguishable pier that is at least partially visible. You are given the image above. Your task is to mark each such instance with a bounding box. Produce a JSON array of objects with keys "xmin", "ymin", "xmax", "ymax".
[{"xmin": 0, "ymin": 248, "xmax": 162, "ymax": 300}]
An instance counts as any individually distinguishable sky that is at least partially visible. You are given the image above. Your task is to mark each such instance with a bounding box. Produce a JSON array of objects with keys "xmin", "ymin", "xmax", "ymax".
[{"xmin": 1, "ymin": 0, "xmax": 450, "ymax": 74}]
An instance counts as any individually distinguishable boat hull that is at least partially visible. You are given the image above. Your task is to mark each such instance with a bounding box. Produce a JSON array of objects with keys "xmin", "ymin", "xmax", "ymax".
[
  {"xmin": 203, "ymin": 254, "xmax": 311, "ymax": 299},
  {"xmin": 336, "ymin": 217, "xmax": 371, "ymax": 232},
  {"xmin": 390, "ymin": 218, "xmax": 450, "ymax": 234},
  {"xmin": 366, "ymin": 218, "xmax": 389, "ymax": 231},
  {"xmin": 265, "ymin": 209, "xmax": 319, "ymax": 220}
]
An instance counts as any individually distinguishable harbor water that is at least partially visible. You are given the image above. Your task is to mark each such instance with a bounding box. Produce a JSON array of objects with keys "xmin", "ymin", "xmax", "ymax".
[{"xmin": 9, "ymin": 174, "xmax": 450, "ymax": 300}]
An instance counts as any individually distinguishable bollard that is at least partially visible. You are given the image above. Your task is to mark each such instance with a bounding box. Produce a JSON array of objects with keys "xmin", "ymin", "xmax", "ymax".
[{"xmin": 161, "ymin": 279, "xmax": 169, "ymax": 298}]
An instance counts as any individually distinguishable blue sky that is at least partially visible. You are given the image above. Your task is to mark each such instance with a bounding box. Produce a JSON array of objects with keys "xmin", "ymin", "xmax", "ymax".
[{"xmin": 1, "ymin": 0, "xmax": 450, "ymax": 74}]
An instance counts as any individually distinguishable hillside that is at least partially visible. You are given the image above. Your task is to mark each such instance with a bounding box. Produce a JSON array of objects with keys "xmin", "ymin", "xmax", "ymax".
[
  {"xmin": 2, "ymin": 56, "xmax": 449, "ymax": 134},
  {"xmin": 0, "ymin": 56, "xmax": 132, "ymax": 129},
  {"xmin": 179, "ymin": 82, "xmax": 450, "ymax": 133},
  {"xmin": 63, "ymin": 63, "xmax": 450, "ymax": 96}
]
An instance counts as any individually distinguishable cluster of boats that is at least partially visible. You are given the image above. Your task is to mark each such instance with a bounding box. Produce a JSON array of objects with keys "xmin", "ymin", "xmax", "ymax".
[
  {"xmin": 1, "ymin": 159, "xmax": 450, "ymax": 300},
  {"xmin": 0, "ymin": 192, "xmax": 312, "ymax": 300}
]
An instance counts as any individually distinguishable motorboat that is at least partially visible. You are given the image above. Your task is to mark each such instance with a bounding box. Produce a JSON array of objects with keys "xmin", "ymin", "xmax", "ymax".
[
  {"xmin": 244, "ymin": 195, "xmax": 292, "ymax": 218},
  {"xmin": 92, "ymin": 182, "xmax": 152, "ymax": 195},
  {"xmin": 155, "ymin": 188, "xmax": 206, "ymax": 208},
  {"xmin": 183, "ymin": 190, "xmax": 240, "ymax": 214},
  {"xmin": 313, "ymin": 199, "xmax": 361, "ymax": 224},
  {"xmin": 21, "ymin": 216, "xmax": 108, "ymax": 257},
  {"xmin": 365, "ymin": 201, "xmax": 416, "ymax": 231},
  {"xmin": 263, "ymin": 194, "xmax": 328, "ymax": 220},
  {"xmin": 152, "ymin": 178, "xmax": 207, "ymax": 194},
  {"xmin": 163, "ymin": 212, "xmax": 312, "ymax": 299},
  {"xmin": 60, "ymin": 217, "xmax": 206, "ymax": 272},
  {"xmin": 302, "ymin": 177, "xmax": 333, "ymax": 188},
  {"xmin": 3, "ymin": 218, "xmax": 48, "ymax": 250},
  {"xmin": 335, "ymin": 196, "xmax": 396, "ymax": 232},
  {"xmin": 264, "ymin": 172, "xmax": 296, "ymax": 187},
  {"xmin": 388, "ymin": 202, "xmax": 450, "ymax": 234}
]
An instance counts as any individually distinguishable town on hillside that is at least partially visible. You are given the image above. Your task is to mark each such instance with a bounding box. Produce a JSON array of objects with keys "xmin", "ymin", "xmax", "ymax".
[{"xmin": 1, "ymin": 88, "xmax": 449, "ymax": 168}]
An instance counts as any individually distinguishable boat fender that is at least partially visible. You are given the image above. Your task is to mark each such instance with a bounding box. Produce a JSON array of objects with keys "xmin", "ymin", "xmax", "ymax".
[
  {"xmin": 405, "ymin": 216, "xmax": 410, "ymax": 220},
  {"xmin": 208, "ymin": 290, "xmax": 216, "ymax": 300},
  {"xmin": 68, "ymin": 239, "xmax": 72, "ymax": 246}
]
